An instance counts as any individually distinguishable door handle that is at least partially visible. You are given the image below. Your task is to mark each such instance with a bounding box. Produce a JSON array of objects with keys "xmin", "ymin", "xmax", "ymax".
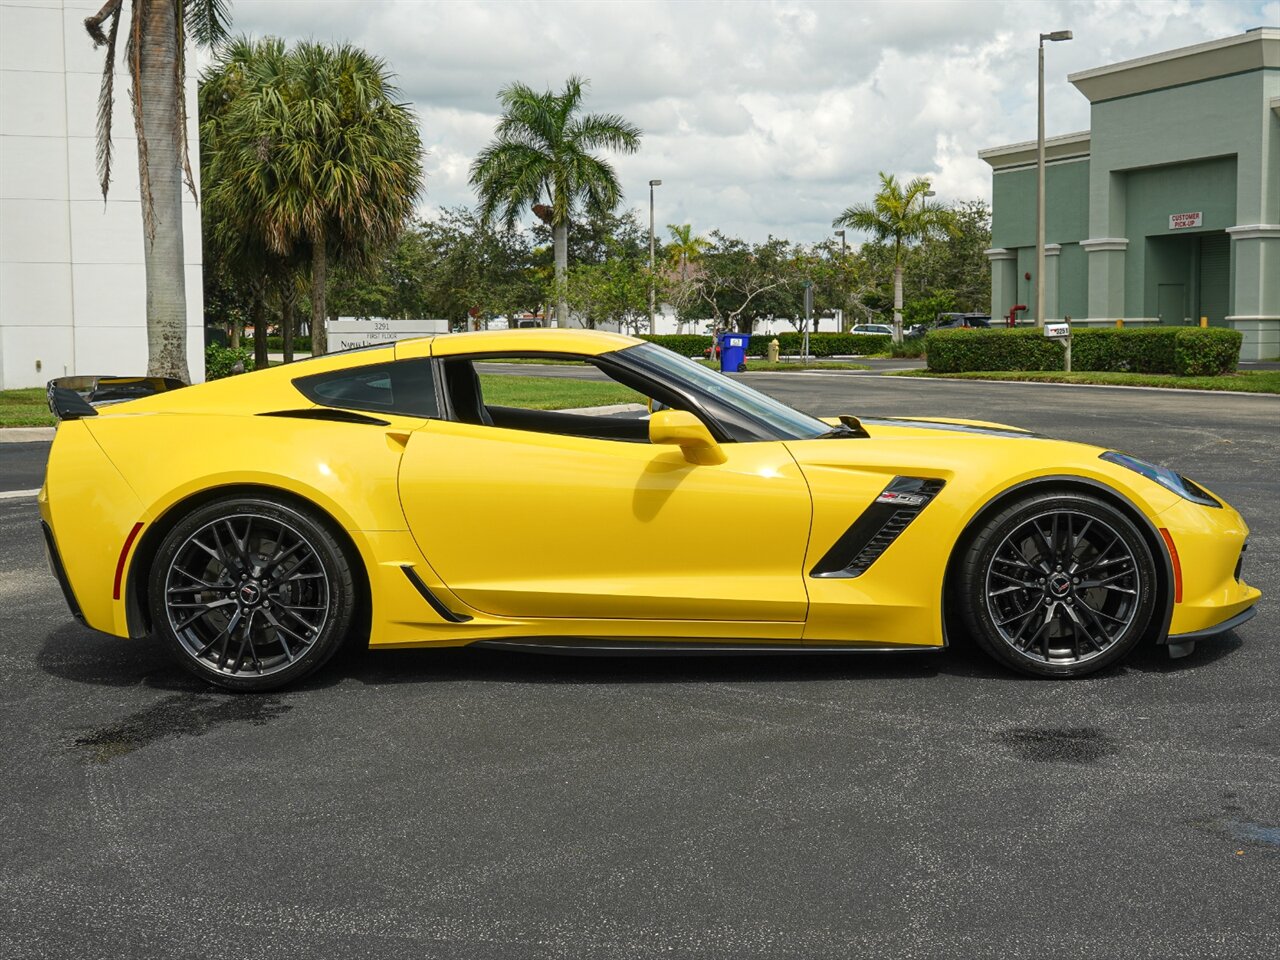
[{"xmin": 386, "ymin": 430, "xmax": 412, "ymax": 452}]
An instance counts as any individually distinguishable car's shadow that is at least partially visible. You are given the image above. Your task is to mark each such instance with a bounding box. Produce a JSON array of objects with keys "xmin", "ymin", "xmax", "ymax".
[{"xmin": 38, "ymin": 619, "xmax": 1246, "ymax": 694}]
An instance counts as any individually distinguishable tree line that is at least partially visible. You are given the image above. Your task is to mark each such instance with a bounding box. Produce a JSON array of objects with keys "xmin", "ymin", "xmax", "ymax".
[{"xmin": 85, "ymin": 5, "xmax": 990, "ymax": 379}]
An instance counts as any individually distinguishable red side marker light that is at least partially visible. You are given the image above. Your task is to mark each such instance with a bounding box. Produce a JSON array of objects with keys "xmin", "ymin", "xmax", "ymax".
[
  {"xmin": 113, "ymin": 522, "xmax": 144, "ymax": 601},
  {"xmin": 1158, "ymin": 527, "xmax": 1183, "ymax": 604}
]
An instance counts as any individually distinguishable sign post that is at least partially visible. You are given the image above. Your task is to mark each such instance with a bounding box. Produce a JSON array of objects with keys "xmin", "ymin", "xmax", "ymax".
[{"xmin": 1044, "ymin": 321, "xmax": 1072, "ymax": 372}]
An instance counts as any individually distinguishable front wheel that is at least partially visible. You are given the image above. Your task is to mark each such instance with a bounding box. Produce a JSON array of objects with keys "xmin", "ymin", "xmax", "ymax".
[
  {"xmin": 148, "ymin": 496, "xmax": 357, "ymax": 691},
  {"xmin": 957, "ymin": 491, "xmax": 1159, "ymax": 678}
]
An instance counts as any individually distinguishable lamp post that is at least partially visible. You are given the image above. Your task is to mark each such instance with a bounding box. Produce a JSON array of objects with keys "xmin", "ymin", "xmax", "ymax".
[
  {"xmin": 833, "ymin": 230, "xmax": 847, "ymax": 331},
  {"xmin": 648, "ymin": 179, "xmax": 662, "ymax": 332},
  {"xmin": 1037, "ymin": 29, "xmax": 1072, "ymax": 327}
]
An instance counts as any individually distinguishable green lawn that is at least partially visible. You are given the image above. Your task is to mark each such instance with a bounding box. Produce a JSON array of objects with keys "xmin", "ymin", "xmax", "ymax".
[
  {"xmin": 0, "ymin": 388, "xmax": 55, "ymax": 428},
  {"xmin": 894, "ymin": 370, "xmax": 1280, "ymax": 394},
  {"xmin": 696, "ymin": 359, "xmax": 870, "ymax": 372},
  {"xmin": 478, "ymin": 374, "xmax": 642, "ymax": 409}
]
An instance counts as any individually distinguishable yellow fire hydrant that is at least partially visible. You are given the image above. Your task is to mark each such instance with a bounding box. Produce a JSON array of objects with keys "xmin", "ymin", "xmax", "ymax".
[{"xmin": 767, "ymin": 338, "xmax": 780, "ymax": 363}]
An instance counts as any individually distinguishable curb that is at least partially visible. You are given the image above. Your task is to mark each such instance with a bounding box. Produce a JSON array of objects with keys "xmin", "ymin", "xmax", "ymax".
[{"xmin": 0, "ymin": 427, "xmax": 55, "ymax": 443}]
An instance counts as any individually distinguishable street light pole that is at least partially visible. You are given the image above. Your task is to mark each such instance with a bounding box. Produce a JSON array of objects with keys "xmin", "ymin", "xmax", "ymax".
[
  {"xmin": 1037, "ymin": 29, "xmax": 1072, "ymax": 327},
  {"xmin": 833, "ymin": 230, "xmax": 847, "ymax": 331},
  {"xmin": 648, "ymin": 179, "xmax": 662, "ymax": 332}
]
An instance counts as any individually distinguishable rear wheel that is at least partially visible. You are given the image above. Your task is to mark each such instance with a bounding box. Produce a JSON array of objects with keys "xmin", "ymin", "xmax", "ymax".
[
  {"xmin": 148, "ymin": 496, "xmax": 356, "ymax": 691},
  {"xmin": 958, "ymin": 491, "xmax": 1158, "ymax": 678}
]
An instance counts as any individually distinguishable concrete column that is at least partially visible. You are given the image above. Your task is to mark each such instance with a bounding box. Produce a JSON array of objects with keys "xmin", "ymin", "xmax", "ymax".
[
  {"xmin": 1225, "ymin": 224, "xmax": 1280, "ymax": 361},
  {"xmin": 1081, "ymin": 237, "xmax": 1128, "ymax": 321},
  {"xmin": 1044, "ymin": 243, "xmax": 1062, "ymax": 320},
  {"xmin": 985, "ymin": 247, "xmax": 1018, "ymax": 322}
]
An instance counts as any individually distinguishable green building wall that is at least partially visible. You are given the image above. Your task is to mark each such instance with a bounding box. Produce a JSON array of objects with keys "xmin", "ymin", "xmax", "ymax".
[{"xmin": 986, "ymin": 55, "xmax": 1280, "ymax": 359}]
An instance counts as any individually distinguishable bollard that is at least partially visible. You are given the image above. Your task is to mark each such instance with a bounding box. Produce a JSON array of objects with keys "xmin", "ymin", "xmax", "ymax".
[
  {"xmin": 1200, "ymin": 316, "xmax": 1208, "ymax": 328},
  {"xmin": 1115, "ymin": 318, "xmax": 1124, "ymax": 329},
  {"xmin": 767, "ymin": 338, "xmax": 780, "ymax": 363}
]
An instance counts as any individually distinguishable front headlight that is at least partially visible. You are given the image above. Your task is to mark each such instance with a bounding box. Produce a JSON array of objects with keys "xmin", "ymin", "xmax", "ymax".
[{"xmin": 1099, "ymin": 451, "xmax": 1220, "ymax": 507}]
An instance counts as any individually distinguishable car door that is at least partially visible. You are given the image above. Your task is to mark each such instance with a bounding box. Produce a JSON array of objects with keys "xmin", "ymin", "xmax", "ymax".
[{"xmin": 397, "ymin": 416, "xmax": 813, "ymax": 626}]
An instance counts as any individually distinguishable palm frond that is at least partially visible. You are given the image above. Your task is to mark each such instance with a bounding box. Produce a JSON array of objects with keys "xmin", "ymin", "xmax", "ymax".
[
  {"xmin": 84, "ymin": 0, "xmax": 124, "ymax": 201},
  {"xmin": 124, "ymin": 0, "xmax": 155, "ymax": 242},
  {"xmin": 566, "ymin": 112, "xmax": 642, "ymax": 153},
  {"xmin": 184, "ymin": 0, "xmax": 231, "ymax": 46}
]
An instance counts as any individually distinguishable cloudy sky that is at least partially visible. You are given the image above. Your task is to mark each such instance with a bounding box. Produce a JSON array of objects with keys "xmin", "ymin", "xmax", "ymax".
[{"xmin": 228, "ymin": 0, "xmax": 1278, "ymax": 243}]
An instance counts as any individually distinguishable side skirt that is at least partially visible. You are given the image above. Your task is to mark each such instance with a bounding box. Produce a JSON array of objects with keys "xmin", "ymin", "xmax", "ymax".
[{"xmin": 468, "ymin": 639, "xmax": 944, "ymax": 657}]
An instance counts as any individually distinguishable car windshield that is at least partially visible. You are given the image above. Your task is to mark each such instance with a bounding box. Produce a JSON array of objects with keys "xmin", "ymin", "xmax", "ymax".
[{"xmin": 622, "ymin": 342, "xmax": 830, "ymax": 441}]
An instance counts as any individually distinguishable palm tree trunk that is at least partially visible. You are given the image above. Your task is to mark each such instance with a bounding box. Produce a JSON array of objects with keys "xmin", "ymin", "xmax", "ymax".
[
  {"xmin": 893, "ymin": 262, "xmax": 904, "ymax": 345},
  {"xmin": 282, "ymin": 294, "xmax": 295, "ymax": 363},
  {"xmin": 229, "ymin": 318, "xmax": 240, "ymax": 350},
  {"xmin": 250, "ymin": 295, "xmax": 266, "ymax": 371},
  {"xmin": 138, "ymin": 0, "xmax": 190, "ymax": 382},
  {"xmin": 310, "ymin": 237, "xmax": 328, "ymax": 356},
  {"xmin": 553, "ymin": 221, "xmax": 568, "ymax": 327}
]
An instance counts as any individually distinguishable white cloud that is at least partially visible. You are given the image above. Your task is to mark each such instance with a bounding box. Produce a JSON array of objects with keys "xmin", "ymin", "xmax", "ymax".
[{"xmin": 225, "ymin": 0, "xmax": 1276, "ymax": 242}]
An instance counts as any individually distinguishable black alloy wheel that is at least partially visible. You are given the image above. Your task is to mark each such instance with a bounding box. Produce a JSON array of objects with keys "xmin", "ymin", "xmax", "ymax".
[
  {"xmin": 958, "ymin": 491, "xmax": 1158, "ymax": 677},
  {"xmin": 149, "ymin": 497, "xmax": 356, "ymax": 691}
]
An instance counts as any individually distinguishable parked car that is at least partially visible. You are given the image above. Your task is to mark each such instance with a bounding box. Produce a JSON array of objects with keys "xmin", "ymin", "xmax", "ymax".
[
  {"xmin": 851, "ymin": 323, "xmax": 894, "ymax": 336},
  {"xmin": 42, "ymin": 329, "xmax": 1258, "ymax": 690},
  {"xmin": 934, "ymin": 313, "xmax": 992, "ymax": 329}
]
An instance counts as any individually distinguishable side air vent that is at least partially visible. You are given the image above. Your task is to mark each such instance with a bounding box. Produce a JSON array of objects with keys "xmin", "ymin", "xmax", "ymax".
[
  {"xmin": 810, "ymin": 477, "xmax": 945, "ymax": 579},
  {"xmin": 400, "ymin": 565, "xmax": 473, "ymax": 623},
  {"xmin": 258, "ymin": 408, "xmax": 391, "ymax": 426}
]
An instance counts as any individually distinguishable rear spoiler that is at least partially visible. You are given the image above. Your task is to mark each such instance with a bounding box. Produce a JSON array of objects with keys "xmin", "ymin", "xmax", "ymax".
[{"xmin": 46, "ymin": 375, "xmax": 186, "ymax": 421}]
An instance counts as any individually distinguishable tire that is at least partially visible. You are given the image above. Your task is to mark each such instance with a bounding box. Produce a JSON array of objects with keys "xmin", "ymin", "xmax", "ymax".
[
  {"xmin": 148, "ymin": 496, "xmax": 357, "ymax": 692},
  {"xmin": 957, "ymin": 491, "xmax": 1159, "ymax": 678}
]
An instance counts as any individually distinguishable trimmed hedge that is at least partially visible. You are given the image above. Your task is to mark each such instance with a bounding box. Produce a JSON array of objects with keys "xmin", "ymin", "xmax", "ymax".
[
  {"xmin": 641, "ymin": 332, "xmax": 891, "ymax": 357},
  {"xmin": 924, "ymin": 327, "xmax": 1241, "ymax": 376},
  {"xmin": 639, "ymin": 334, "xmax": 712, "ymax": 356},
  {"xmin": 245, "ymin": 336, "xmax": 313, "ymax": 351}
]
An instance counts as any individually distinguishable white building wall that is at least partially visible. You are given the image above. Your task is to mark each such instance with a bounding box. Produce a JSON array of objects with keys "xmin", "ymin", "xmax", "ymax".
[{"xmin": 0, "ymin": 0, "xmax": 203, "ymax": 390}]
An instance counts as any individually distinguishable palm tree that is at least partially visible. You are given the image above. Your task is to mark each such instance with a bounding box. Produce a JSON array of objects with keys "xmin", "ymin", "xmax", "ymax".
[
  {"xmin": 470, "ymin": 76, "xmax": 641, "ymax": 327},
  {"xmin": 84, "ymin": 0, "xmax": 230, "ymax": 382},
  {"xmin": 200, "ymin": 39, "xmax": 424, "ymax": 355},
  {"xmin": 666, "ymin": 223, "xmax": 709, "ymax": 276},
  {"xmin": 200, "ymin": 36, "xmax": 290, "ymax": 371},
  {"xmin": 833, "ymin": 173, "xmax": 956, "ymax": 343},
  {"xmin": 665, "ymin": 224, "xmax": 709, "ymax": 333}
]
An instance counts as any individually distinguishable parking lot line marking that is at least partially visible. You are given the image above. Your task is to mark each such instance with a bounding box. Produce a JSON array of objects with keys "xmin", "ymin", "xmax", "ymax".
[{"xmin": 0, "ymin": 489, "xmax": 39, "ymax": 500}]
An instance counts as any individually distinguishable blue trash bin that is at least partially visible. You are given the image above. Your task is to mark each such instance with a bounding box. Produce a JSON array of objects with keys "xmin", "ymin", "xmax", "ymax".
[{"xmin": 717, "ymin": 332, "xmax": 750, "ymax": 372}]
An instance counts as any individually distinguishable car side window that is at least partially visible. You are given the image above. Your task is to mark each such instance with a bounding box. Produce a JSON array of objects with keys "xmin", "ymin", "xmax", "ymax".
[
  {"xmin": 293, "ymin": 359, "xmax": 438, "ymax": 418},
  {"xmin": 443, "ymin": 354, "xmax": 652, "ymax": 443}
]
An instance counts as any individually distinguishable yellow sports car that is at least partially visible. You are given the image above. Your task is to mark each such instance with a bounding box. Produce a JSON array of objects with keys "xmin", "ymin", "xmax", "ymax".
[{"xmin": 40, "ymin": 329, "xmax": 1259, "ymax": 691}]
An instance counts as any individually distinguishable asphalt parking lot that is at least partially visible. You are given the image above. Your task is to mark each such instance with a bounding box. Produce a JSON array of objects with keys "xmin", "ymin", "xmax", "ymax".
[{"xmin": 2, "ymin": 374, "xmax": 1277, "ymax": 959}]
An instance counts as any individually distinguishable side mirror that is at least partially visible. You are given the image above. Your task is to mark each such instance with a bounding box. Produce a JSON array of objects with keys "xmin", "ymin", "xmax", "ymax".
[{"xmin": 648, "ymin": 410, "xmax": 726, "ymax": 465}]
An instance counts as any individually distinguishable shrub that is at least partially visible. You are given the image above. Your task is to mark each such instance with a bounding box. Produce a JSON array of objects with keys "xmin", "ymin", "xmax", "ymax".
[
  {"xmin": 924, "ymin": 328, "xmax": 1062, "ymax": 372},
  {"xmin": 205, "ymin": 344, "xmax": 255, "ymax": 380},
  {"xmin": 1172, "ymin": 327, "xmax": 1241, "ymax": 375},
  {"xmin": 743, "ymin": 332, "xmax": 891, "ymax": 357},
  {"xmin": 643, "ymin": 331, "xmax": 894, "ymax": 358},
  {"xmin": 639, "ymin": 334, "xmax": 713, "ymax": 357},
  {"xmin": 924, "ymin": 326, "xmax": 1243, "ymax": 375},
  {"xmin": 246, "ymin": 336, "xmax": 313, "ymax": 352},
  {"xmin": 889, "ymin": 340, "xmax": 927, "ymax": 359}
]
